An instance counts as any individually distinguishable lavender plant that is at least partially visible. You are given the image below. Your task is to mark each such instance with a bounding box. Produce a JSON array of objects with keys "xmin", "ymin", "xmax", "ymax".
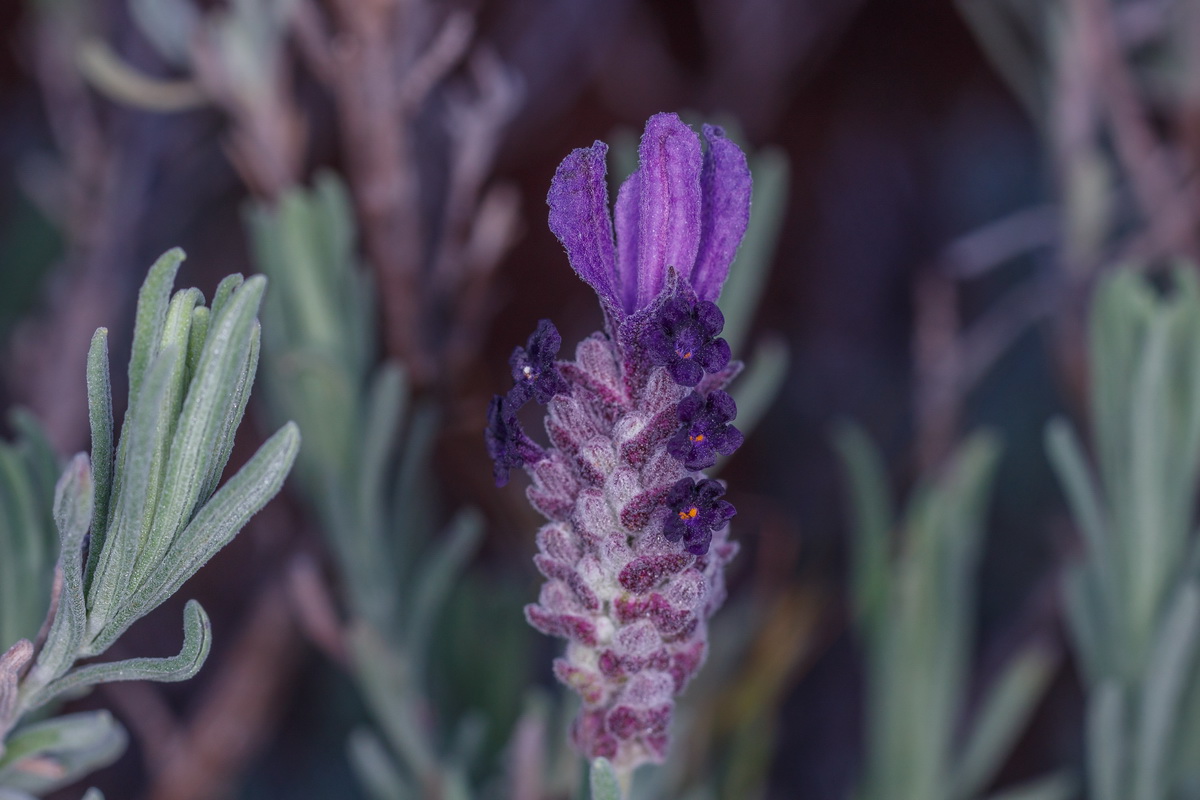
[
  {"xmin": 0, "ymin": 250, "xmax": 299, "ymax": 798},
  {"xmin": 836, "ymin": 426, "xmax": 1067, "ymax": 800},
  {"xmin": 488, "ymin": 113, "xmax": 751, "ymax": 788},
  {"xmin": 1047, "ymin": 266, "xmax": 1200, "ymax": 799},
  {"xmin": 249, "ymin": 175, "xmax": 512, "ymax": 800}
]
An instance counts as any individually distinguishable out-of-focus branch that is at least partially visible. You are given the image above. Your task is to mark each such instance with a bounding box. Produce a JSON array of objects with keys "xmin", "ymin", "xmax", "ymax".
[
  {"xmin": 296, "ymin": 0, "xmax": 521, "ymax": 388},
  {"xmin": 10, "ymin": 12, "xmax": 142, "ymax": 454},
  {"xmin": 141, "ymin": 580, "xmax": 303, "ymax": 800},
  {"xmin": 1069, "ymin": 0, "xmax": 1198, "ymax": 261}
]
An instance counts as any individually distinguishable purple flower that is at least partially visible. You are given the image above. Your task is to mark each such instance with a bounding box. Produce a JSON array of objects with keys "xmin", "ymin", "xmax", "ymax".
[
  {"xmin": 667, "ymin": 390, "xmax": 744, "ymax": 470},
  {"xmin": 509, "ymin": 319, "xmax": 570, "ymax": 406},
  {"xmin": 643, "ymin": 296, "xmax": 731, "ymax": 386},
  {"xmin": 548, "ymin": 113, "xmax": 751, "ymax": 320},
  {"xmin": 493, "ymin": 113, "xmax": 750, "ymax": 772},
  {"xmin": 663, "ymin": 478, "xmax": 736, "ymax": 556},
  {"xmin": 484, "ymin": 396, "xmax": 543, "ymax": 487}
]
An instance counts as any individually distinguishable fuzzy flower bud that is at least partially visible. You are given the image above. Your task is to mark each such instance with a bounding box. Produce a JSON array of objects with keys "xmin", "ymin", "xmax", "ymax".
[{"xmin": 489, "ymin": 113, "xmax": 751, "ymax": 772}]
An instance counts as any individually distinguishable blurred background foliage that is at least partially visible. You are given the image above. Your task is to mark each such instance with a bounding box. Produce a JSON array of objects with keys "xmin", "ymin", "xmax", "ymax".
[{"xmin": 2, "ymin": 0, "xmax": 1200, "ymax": 797}]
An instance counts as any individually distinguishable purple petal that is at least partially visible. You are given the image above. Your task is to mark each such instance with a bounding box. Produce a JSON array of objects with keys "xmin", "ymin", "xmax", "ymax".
[
  {"xmin": 709, "ymin": 390, "xmax": 737, "ymax": 421},
  {"xmin": 677, "ymin": 392, "xmax": 704, "ymax": 421},
  {"xmin": 714, "ymin": 426, "xmax": 744, "ymax": 456},
  {"xmin": 614, "ymin": 171, "xmax": 641, "ymax": 314},
  {"xmin": 697, "ymin": 338, "xmax": 731, "ymax": 373},
  {"xmin": 670, "ymin": 359, "xmax": 704, "ymax": 387},
  {"xmin": 691, "ymin": 125, "xmax": 752, "ymax": 302},
  {"xmin": 635, "ymin": 114, "xmax": 703, "ymax": 309},
  {"xmin": 695, "ymin": 301, "xmax": 725, "ymax": 337},
  {"xmin": 548, "ymin": 142, "xmax": 621, "ymax": 315}
]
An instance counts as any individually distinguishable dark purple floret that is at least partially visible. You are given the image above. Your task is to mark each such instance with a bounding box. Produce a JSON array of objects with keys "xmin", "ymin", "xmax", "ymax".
[
  {"xmin": 663, "ymin": 477, "xmax": 735, "ymax": 555},
  {"xmin": 486, "ymin": 395, "xmax": 544, "ymax": 487},
  {"xmin": 509, "ymin": 319, "xmax": 570, "ymax": 406},
  {"xmin": 643, "ymin": 296, "xmax": 731, "ymax": 387},
  {"xmin": 667, "ymin": 390, "xmax": 745, "ymax": 470}
]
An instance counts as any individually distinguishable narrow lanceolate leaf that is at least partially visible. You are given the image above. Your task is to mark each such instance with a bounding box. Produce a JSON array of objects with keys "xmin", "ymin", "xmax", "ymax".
[
  {"xmin": 125, "ymin": 288, "xmax": 203, "ymax": 591},
  {"xmin": 185, "ymin": 305, "xmax": 210, "ymax": 387},
  {"xmin": 1089, "ymin": 682, "xmax": 1126, "ymax": 800},
  {"xmin": 27, "ymin": 455, "xmax": 94, "ymax": 691},
  {"xmin": 1045, "ymin": 420, "xmax": 1111, "ymax": 582},
  {"xmin": 405, "ymin": 510, "xmax": 483, "ymax": 669},
  {"xmin": 833, "ymin": 422, "xmax": 894, "ymax": 637},
  {"xmin": 84, "ymin": 329, "xmax": 114, "ymax": 594},
  {"xmin": 133, "ymin": 277, "xmax": 264, "ymax": 590},
  {"xmin": 589, "ymin": 758, "xmax": 623, "ymax": 800},
  {"xmin": 198, "ymin": 322, "xmax": 260, "ymax": 505},
  {"xmin": 101, "ymin": 423, "xmax": 300, "ymax": 647},
  {"xmin": 951, "ymin": 641, "xmax": 1059, "ymax": 800},
  {"xmin": 28, "ymin": 601, "xmax": 210, "ymax": 711},
  {"xmin": 1133, "ymin": 583, "xmax": 1200, "ymax": 800},
  {"xmin": 208, "ymin": 273, "xmax": 244, "ymax": 325},
  {"xmin": 127, "ymin": 248, "xmax": 185, "ymax": 403},
  {"xmin": 347, "ymin": 728, "xmax": 410, "ymax": 800},
  {"xmin": 84, "ymin": 348, "xmax": 178, "ymax": 650}
]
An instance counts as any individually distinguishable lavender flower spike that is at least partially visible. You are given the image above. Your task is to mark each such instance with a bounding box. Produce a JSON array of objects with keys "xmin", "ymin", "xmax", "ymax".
[{"xmin": 491, "ymin": 113, "xmax": 750, "ymax": 775}]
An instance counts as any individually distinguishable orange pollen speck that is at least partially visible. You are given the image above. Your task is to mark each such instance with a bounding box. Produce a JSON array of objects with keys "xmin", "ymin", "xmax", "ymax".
[
  {"xmin": 690, "ymin": 433, "xmax": 705, "ymax": 442},
  {"xmin": 682, "ymin": 351, "xmax": 693, "ymax": 359},
  {"xmin": 678, "ymin": 506, "xmax": 699, "ymax": 521}
]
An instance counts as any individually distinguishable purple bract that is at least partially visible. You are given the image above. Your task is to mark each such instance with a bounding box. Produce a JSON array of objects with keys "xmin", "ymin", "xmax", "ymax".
[{"xmin": 488, "ymin": 112, "xmax": 751, "ymax": 772}]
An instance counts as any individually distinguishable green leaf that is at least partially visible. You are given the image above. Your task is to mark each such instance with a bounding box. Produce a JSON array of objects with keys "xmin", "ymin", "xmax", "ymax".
[
  {"xmin": 110, "ymin": 422, "xmax": 300, "ymax": 642},
  {"xmin": 1045, "ymin": 419, "xmax": 1111, "ymax": 588},
  {"xmin": 952, "ymin": 641, "xmax": 1059, "ymax": 799},
  {"xmin": 405, "ymin": 509, "xmax": 483, "ymax": 672},
  {"xmin": 832, "ymin": 421, "xmax": 894, "ymax": 636},
  {"xmin": 26, "ymin": 455, "xmax": 94, "ymax": 692},
  {"xmin": 131, "ymin": 277, "xmax": 264, "ymax": 589},
  {"xmin": 589, "ymin": 757, "xmax": 623, "ymax": 800},
  {"xmin": 1088, "ymin": 681, "xmax": 1126, "ymax": 800},
  {"xmin": 0, "ymin": 711, "xmax": 125, "ymax": 793},
  {"xmin": 197, "ymin": 322, "xmax": 260, "ymax": 504},
  {"xmin": 1133, "ymin": 583, "xmax": 1200, "ymax": 800},
  {"xmin": 347, "ymin": 728, "xmax": 411, "ymax": 800},
  {"xmin": 30, "ymin": 601, "xmax": 210, "ymax": 711},
  {"xmin": 83, "ymin": 343, "xmax": 178, "ymax": 649},
  {"xmin": 84, "ymin": 329, "xmax": 114, "ymax": 593},
  {"xmin": 127, "ymin": 248, "xmax": 185, "ymax": 403}
]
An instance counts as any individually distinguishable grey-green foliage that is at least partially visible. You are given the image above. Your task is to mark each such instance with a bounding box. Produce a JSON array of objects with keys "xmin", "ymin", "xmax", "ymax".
[
  {"xmin": 0, "ymin": 413, "xmax": 59, "ymax": 650},
  {"xmin": 0, "ymin": 249, "xmax": 299, "ymax": 796},
  {"xmin": 249, "ymin": 174, "xmax": 486, "ymax": 798},
  {"xmin": 1047, "ymin": 266, "xmax": 1200, "ymax": 799},
  {"xmin": 836, "ymin": 425, "xmax": 1067, "ymax": 800}
]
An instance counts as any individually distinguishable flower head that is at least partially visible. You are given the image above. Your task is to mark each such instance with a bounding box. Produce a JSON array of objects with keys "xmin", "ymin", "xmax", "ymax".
[
  {"xmin": 509, "ymin": 319, "xmax": 570, "ymax": 406},
  {"xmin": 490, "ymin": 113, "xmax": 751, "ymax": 772},
  {"xmin": 667, "ymin": 390, "xmax": 744, "ymax": 470},
  {"xmin": 663, "ymin": 477, "xmax": 736, "ymax": 555},
  {"xmin": 643, "ymin": 296, "xmax": 731, "ymax": 386}
]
